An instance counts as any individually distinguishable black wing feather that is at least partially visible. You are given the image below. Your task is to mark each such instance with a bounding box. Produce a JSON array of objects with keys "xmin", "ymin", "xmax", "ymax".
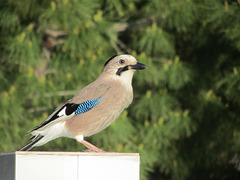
[
  {"xmin": 65, "ymin": 103, "xmax": 79, "ymax": 115},
  {"xmin": 20, "ymin": 135, "xmax": 44, "ymax": 151},
  {"xmin": 28, "ymin": 103, "xmax": 79, "ymax": 133}
]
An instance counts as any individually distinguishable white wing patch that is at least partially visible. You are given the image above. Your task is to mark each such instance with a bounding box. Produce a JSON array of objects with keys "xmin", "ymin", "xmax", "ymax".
[{"xmin": 58, "ymin": 106, "xmax": 66, "ymax": 117}]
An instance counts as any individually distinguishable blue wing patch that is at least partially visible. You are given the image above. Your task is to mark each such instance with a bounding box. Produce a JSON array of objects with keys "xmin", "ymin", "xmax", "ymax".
[{"xmin": 75, "ymin": 97, "xmax": 102, "ymax": 116}]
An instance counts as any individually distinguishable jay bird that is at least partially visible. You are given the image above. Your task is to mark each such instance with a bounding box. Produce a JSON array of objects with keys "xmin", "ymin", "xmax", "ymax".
[{"xmin": 20, "ymin": 54, "xmax": 147, "ymax": 152}]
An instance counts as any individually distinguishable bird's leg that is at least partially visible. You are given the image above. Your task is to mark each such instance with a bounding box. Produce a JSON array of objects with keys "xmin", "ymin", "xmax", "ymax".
[{"xmin": 80, "ymin": 140, "xmax": 105, "ymax": 152}]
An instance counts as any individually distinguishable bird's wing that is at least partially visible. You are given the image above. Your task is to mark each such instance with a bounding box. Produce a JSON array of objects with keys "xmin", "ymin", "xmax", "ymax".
[
  {"xmin": 28, "ymin": 83, "xmax": 111, "ymax": 134},
  {"xmin": 69, "ymin": 82, "xmax": 111, "ymax": 103}
]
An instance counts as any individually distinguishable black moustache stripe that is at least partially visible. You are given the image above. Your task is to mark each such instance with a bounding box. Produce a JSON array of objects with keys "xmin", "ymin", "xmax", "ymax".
[{"xmin": 116, "ymin": 65, "xmax": 129, "ymax": 76}]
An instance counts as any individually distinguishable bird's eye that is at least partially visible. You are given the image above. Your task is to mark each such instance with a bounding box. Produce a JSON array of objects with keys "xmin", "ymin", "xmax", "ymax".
[{"xmin": 119, "ymin": 59, "xmax": 125, "ymax": 64}]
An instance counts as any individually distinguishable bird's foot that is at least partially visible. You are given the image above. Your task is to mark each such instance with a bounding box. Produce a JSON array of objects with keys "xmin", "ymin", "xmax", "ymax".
[{"xmin": 80, "ymin": 140, "xmax": 105, "ymax": 152}]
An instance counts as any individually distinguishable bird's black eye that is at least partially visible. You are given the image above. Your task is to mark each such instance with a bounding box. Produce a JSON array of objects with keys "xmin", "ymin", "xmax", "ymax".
[{"xmin": 119, "ymin": 59, "xmax": 125, "ymax": 64}]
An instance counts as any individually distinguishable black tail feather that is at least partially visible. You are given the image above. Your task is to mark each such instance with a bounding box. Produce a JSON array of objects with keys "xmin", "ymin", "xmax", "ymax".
[{"xmin": 20, "ymin": 135, "xmax": 44, "ymax": 151}]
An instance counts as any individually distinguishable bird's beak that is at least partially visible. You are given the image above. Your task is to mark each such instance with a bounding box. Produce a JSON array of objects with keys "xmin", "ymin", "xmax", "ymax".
[{"xmin": 130, "ymin": 62, "xmax": 147, "ymax": 70}]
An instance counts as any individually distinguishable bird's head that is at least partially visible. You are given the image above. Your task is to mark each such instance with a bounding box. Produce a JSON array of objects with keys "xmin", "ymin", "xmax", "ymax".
[{"xmin": 103, "ymin": 55, "xmax": 147, "ymax": 79}]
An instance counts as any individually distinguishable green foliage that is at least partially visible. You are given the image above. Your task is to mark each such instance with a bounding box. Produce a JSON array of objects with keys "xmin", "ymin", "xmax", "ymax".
[
  {"xmin": 216, "ymin": 67, "xmax": 240, "ymax": 103},
  {"xmin": 1, "ymin": 0, "xmax": 240, "ymax": 179},
  {"xmin": 138, "ymin": 23, "xmax": 175, "ymax": 57}
]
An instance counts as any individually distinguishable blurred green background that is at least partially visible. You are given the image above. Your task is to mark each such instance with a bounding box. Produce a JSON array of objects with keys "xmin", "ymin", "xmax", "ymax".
[{"xmin": 1, "ymin": 0, "xmax": 240, "ymax": 179}]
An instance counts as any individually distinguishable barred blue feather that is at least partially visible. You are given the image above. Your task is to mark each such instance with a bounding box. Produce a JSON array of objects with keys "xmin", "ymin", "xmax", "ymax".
[{"xmin": 75, "ymin": 97, "xmax": 102, "ymax": 116}]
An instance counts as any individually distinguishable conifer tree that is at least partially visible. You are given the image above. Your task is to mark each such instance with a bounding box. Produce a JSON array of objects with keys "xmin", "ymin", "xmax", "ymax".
[{"xmin": 1, "ymin": 0, "xmax": 240, "ymax": 179}]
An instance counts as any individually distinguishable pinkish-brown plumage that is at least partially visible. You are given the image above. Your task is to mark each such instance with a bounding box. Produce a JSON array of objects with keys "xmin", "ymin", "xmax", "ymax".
[
  {"xmin": 65, "ymin": 75, "xmax": 133, "ymax": 137},
  {"xmin": 20, "ymin": 54, "xmax": 146, "ymax": 151}
]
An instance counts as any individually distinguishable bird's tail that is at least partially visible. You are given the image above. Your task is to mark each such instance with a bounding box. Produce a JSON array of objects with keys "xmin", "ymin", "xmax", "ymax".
[{"xmin": 20, "ymin": 134, "xmax": 44, "ymax": 151}]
